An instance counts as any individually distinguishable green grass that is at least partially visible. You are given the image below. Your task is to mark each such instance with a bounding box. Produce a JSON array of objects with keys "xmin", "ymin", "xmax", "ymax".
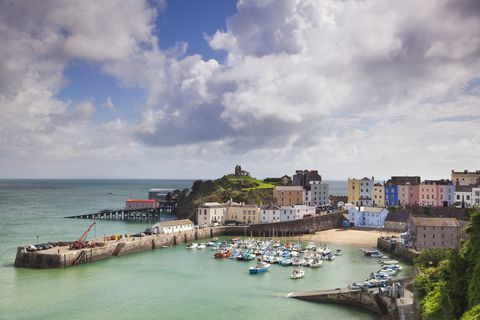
[{"xmin": 220, "ymin": 174, "xmax": 275, "ymax": 189}]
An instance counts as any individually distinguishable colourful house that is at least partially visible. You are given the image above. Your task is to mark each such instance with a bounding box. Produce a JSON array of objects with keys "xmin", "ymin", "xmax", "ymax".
[
  {"xmin": 419, "ymin": 182, "xmax": 437, "ymax": 206},
  {"xmin": 409, "ymin": 184, "xmax": 420, "ymax": 206},
  {"xmin": 347, "ymin": 178, "xmax": 361, "ymax": 205},
  {"xmin": 372, "ymin": 183, "xmax": 385, "ymax": 206},
  {"xmin": 437, "ymin": 181, "xmax": 455, "ymax": 207},
  {"xmin": 397, "ymin": 184, "xmax": 410, "ymax": 206},
  {"xmin": 384, "ymin": 180, "xmax": 398, "ymax": 206}
]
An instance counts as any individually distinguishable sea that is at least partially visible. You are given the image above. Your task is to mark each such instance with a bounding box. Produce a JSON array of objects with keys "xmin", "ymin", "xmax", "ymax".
[{"xmin": 0, "ymin": 179, "xmax": 394, "ymax": 320}]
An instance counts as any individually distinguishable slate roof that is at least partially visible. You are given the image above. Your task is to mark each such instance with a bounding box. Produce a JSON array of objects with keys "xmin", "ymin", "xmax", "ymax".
[
  {"xmin": 412, "ymin": 217, "xmax": 459, "ymax": 227},
  {"xmin": 385, "ymin": 210, "xmax": 410, "ymax": 223}
]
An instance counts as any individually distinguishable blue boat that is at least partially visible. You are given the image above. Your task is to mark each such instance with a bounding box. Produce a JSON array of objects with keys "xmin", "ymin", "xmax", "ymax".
[{"xmin": 249, "ymin": 260, "xmax": 271, "ymax": 274}]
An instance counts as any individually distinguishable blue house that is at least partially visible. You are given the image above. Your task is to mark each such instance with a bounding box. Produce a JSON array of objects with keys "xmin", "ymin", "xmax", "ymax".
[{"xmin": 384, "ymin": 180, "xmax": 398, "ymax": 206}]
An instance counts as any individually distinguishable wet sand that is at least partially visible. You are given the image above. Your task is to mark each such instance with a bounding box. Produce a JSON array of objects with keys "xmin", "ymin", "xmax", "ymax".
[{"xmin": 295, "ymin": 228, "xmax": 399, "ymax": 248}]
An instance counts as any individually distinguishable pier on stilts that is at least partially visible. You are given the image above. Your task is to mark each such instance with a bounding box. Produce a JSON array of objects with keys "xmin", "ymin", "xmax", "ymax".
[{"xmin": 65, "ymin": 206, "xmax": 174, "ymax": 222}]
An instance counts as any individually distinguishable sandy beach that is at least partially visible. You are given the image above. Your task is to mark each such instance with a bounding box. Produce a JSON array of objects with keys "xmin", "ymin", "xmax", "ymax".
[{"xmin": 295, "ymin": 229, "xmax": 400, "ymax": 248}]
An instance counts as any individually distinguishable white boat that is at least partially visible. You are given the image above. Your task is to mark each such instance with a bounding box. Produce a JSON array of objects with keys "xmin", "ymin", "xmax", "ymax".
[
  {"xmin": 186, "ymin": 243, "xmax": 198, "ymax": 249},
  {"xmin": 310, "ymin": 259, "xmax": 323, "ymax": 268},
  {"xmin": 249, "ymin": 260, "xmax": 271, "ymax": 274},
  {"xmin": 334, "ymin": 249, "xmax": 343, "ymax": 256},
  {"xmin": 290, "ymin": 268, "xmax": 305, "ymax": 279},
  {"xmin": 305, "ymin": 242, "xmax": 316, "ymax": 250},
  {"xmin": 197, "ymin": 244, "xmax": 206, "ymax": 249}
]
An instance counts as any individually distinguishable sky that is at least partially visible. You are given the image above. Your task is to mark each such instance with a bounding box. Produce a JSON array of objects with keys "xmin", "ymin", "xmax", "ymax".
[{"xmin": 0, "ymin": 0, "xmax": 479, "ymax": 180}]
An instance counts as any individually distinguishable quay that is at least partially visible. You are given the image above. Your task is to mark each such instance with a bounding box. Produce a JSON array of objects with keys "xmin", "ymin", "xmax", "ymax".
[
  {"xmin": 15, "ymin": 227, "xmax": 218, "ymax": 269},
  {"xmin": 15, "ymin": 213, "xmax": 345, "ymax": 269},
  {"xmin": 65, "ymin": 207, "xmax": 173, "ymax": 221},
  {"xmin": 287, "ymin": 279, "xmax": 416, "ymax": 320}
]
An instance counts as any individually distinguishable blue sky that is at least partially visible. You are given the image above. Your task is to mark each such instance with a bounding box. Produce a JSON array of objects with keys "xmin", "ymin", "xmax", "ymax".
[{"xmin": 57, "ymin": 0, "xmax": 237, "ymax": 125}]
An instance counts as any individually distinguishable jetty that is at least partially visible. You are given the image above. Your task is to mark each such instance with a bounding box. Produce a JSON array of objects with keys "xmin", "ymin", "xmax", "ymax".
[
  {"xmin": 65, "ymin": 207, "xmax": 172, "ymax": 221},
  {"xmin": 287, "ymin": 280, "xmax": 415, "ymax": 320}
]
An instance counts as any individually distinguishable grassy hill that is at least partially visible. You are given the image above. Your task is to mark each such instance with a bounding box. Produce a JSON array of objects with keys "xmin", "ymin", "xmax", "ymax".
[{"xmin": 174, "ymin": 175, "xmax": 275, "ymax": 220}]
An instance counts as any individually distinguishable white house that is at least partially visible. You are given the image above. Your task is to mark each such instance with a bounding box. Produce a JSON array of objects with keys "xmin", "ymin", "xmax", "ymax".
[
  {"xmin": 279, "ymin": 205, "xmax": 316, "ymax": 222},
  {"xmin": 359, "ymin": 177, "xmax": 374, "ymax": 206},
  {"xmin": 348, "ymin": 206, "xmax": 389, "ymax": 228},
  {"xmin": 259, "ymin": 204, "xmax": 281, "ymax": 224},
  {"xmin": 309, "ymin": 181, "xmax": 329, "ymax": 206},
  {"xmin": 196, "ymin": 202, "xmax": 227, "ymax": 226},
  {"xmin": 455, "ymin": 186, "xmax": 474, "ymax": 208},
  {"xmin": 474, "ymin": 187, "xmax": 480, "ymax": 207},
  {"xmin": 150, "ymin": 219, "xmax": 194, "ymax": 234}
]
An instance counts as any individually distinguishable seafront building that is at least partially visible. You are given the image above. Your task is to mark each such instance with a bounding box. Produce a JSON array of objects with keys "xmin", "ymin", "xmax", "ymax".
[
  {"xmin": 391, "ymin": 176, "xmax": 421, "ymax": 186},
  {"xmin": 347, "ymin": 206, "xmax": 389, "ymax": 228},
  {"xmin": 125, "ymin": 199, "xmax": 157, "ymax": 210},
  {"xmin": 347, "ymin": 178, "xmax": 361, "ymax": 205},
  {"xmin": 418, "ymin": 182, "xmax": 438, "ymax": 207},
  {"xmin": 397, "ymin": 184, "xmax": 410, "ymax": 206},
  {"xmin": 273, "ymin": 186, "xmax": 304, "ymax": 206},
  {"xmin": 372, "ymin": 183, "xmax": 384, "ymax": 206},
  {"xmin": 451, "ymin": 169, "xmax": 480, "ymax": 186},
  {"xmin": 384, "ymin": 210, "xmax": 410, "ymax": 232},
  {"xmin": 226, "ymin": 203, "xmax": 261, "ymax": 225},
  {"xmin": 308, "ymin": 181, "xmax": 329, "ymax": 206},
  {"xmin": 196, "ymin": 202, "xmax": 227, "ymax": 226},
  {"xmin": 279, "ymin": 205, "xmax": 316, "ymax": 222},
  {"xmin": 410, "ymin": 217, "xmax": 460, "ymax": 250},
  {"xmin": 158, "ymin": 219, "xmax": 194, "ymax": 234},
  {"xmin": 292, "ymin": 170, "xmax": 322, "ymax": 188},
  {"xmin": 384, "ymin": 180, "xmax": 398, "ymax": 206},
  {"xmin": 259, "ymin": 205, "xmax": 281, "ymax": 223},
  {"xmin": 455, "ymin": 185, "xmax": 480, "ymax": 208},
  {"xmin": 436, "ymin": 181, "xmax": 455, "ymax": 207}
]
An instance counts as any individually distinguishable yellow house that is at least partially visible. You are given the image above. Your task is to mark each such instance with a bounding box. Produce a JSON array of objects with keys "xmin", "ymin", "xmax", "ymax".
[
  {"xmin": 372, "ymin": 183, "xmax": 385, "ymax": 206},
  {"xmin": 273, "ymin": 186, "xmax": 304, "ymax": 206},
  {"xmin": 347, "ymin": 178, "xmax": 361, "ymax": 205},
  {"xmin": 226, "ymin": 204, "xmax": 260, "ymax": 225}
]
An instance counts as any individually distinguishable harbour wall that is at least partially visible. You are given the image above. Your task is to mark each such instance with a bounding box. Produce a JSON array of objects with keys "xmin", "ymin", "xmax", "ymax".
[
  {"xmin": 377, "ymin": 238, "xmax": 418, "ymax": 264},
  {"xmin": 288, "ymin": 288, "xmax": 397, "ymax": 318},
  {"xmin": 15, "ymin": 213, "xmax": 344, "ymax": 269}
]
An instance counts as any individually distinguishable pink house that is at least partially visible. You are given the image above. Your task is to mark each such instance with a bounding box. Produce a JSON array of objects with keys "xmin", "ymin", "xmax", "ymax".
[
  {"xmin": 419, "ymin": 183, "xmax": 437, "ymax": 206},
  {"xmin": 409, "ymin": 184, "xmax": 420, "ymax": 206}
]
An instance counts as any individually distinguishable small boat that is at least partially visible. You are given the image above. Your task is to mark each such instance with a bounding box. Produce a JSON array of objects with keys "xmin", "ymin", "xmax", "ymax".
[
  {"xmin": 237, "ymin": 252, "xmax": 255, "ymax": 261},
  {"xmin": 186, "ymin": 243, "xmax": 198, "ymax": 249},
  {"xmin": 279, "ymin": 258, "xmax": 292, "ymax": 266},
  {"xmin": 214, "ymin": 250, "xmax": 231, "ymax": 258},
  {"xmin": 370, "ymin": 252, "xmax": 382, "ymax": 258},
  {"xmin": 363, "ymin": 249, "xmax": 379, "ymax": 256},
  {"xmin": 249, "ymin": 260, "xmax": 271, "ymax": 274},
  {"xmin": 197, "ymin": 244, "xmax": 207, "ymax": 249},
  {"xmin": 290, "ymin": 268, "xmax": 305, "ymax": 279},
  {"xmin": 309, "ymin": 259, "xmax": 323, "ymax": 268},
  {"xmin": 381, "ymin": 259, "xmax": 400, "ymax": 265},
  {"xmin": 334, "ymin": 249, "xmax": 342, "ymax": 256},
  {"xmin": 305, "ymin": 242, "xmax": 316, "ymax": 250}
]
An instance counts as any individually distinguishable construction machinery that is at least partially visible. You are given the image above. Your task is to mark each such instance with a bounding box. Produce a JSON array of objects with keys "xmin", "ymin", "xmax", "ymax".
[{"xmin": 69, "ymin": 222, "xmax": 96, "ymax": 250}]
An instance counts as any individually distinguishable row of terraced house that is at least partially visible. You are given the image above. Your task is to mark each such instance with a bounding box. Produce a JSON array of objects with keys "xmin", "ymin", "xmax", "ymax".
[{"xmin": 347, "ymin": 169, "xmax": 480, "ymax": 208}]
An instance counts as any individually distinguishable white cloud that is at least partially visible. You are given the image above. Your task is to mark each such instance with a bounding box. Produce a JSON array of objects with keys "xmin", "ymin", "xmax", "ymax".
[{"xmin": 1, "ymin": 0, "xmax": 480, "ymax": 179}]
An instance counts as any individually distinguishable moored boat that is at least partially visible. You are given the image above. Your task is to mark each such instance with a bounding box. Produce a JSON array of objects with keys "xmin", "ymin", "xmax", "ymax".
[
  {"xmin": 249, "ymin": 260, "xmax": 271, "ymax": 274},
  {"xmin": 186, "ymin": 243, "xmax": 198, "ymax": 249},
  {"xmin": 290, "ymin": 268, "xmax": 305, "ymax": 279}
]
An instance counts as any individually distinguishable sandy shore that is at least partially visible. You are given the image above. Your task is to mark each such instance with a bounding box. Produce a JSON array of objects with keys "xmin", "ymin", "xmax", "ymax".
[{"xmin": 293, "ymin": 229, "xmax": 400, "ymax": 248}]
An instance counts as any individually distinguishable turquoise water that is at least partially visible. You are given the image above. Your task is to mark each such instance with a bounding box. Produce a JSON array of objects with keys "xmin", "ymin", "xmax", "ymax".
[{"xmin": 0, "ymin": 180, "xmax": 392, "ymax": 320}]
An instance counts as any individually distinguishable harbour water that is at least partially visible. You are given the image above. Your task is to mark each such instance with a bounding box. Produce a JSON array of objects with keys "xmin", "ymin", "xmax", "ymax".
[{"xmin": 0, "ymin": 179, "xmax": 390, "ymax": 320}]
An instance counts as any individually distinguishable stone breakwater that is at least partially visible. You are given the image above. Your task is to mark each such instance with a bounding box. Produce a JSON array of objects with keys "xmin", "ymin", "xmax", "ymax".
[{"xmin": 15, "ymin": 213, "xmax": 345, "ymax": 269}]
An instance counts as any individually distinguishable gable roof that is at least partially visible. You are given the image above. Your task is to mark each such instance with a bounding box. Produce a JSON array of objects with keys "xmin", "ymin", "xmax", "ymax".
[{"xmin": 385, "ymin": 210, "xmax": 410, "ymax": 223}]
